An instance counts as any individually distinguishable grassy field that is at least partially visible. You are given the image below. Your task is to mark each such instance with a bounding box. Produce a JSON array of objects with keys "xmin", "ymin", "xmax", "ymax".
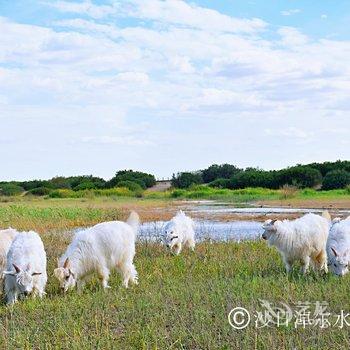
[{"xmin": 0, "ymin": 198, "xmax": 350, "ymax": 349}]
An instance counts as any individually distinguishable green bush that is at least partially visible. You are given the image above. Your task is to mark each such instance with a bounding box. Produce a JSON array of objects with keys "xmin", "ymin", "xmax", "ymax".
[
  {"xmin": 116, "ymin": 180, "xmax": 143, "ymax": 192},
  {"xmin": 26, "ymin": 187, "xmax": 52, "ymax": 196},
  {"xmin": 230, "ymin": 170, "xmax": 276, "ymax": 189},
  {"xmin": 208, "ymin": 178, "xmax": 230, "ymax": 188},
  {"xmin": 107, "ymin": 170, "xmax": 155, "ymax": 189},
  {"xmin": 276, "ymin": 166, "xmax": 322, "ymax": 189},
  {"xmin": 202, "ymin": 164, "xmax": 241, "ymax": 183},
  {"xmin": 0, "ymin": 183, "xmax": 24, "ymax": 196},
  {"xmin": 73, "ymin": 181, "xmax": 97, "ymax": 191},
  {"xmin": 171, "ymin": 172, "xmax": 203, "ymax": 189},
  {"xmin": 322, "ymin": 170, "xmax": 350, "ymax": 190}
]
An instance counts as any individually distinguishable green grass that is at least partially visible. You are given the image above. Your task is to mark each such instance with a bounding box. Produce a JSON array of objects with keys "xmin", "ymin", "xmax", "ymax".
[
  {"xmin": 1, "ymin": 241, "xmax": 350, "ymax": 349},
  {"xmin": 146, "ymin": 186, "xmax": 350, "ymax": 202},
  {"xmin": 0, "ymin": 198, "xmax": 349, "ymax": 348}
]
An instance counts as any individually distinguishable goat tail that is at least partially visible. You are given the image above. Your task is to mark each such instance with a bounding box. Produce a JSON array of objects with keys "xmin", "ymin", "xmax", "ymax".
[
  {"xmin": 126, "ymin": 211, "xmax": 140, "ymax": 236},
  {"xmin": 321, "ymin": 210, "xmax": 331, "ymax": 222}
]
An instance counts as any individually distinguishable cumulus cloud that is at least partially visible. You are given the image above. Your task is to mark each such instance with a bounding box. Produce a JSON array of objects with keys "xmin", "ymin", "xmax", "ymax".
[
  {"xmin": 0, "ymin": 1, "xmax": 350, "ymax": 178},
  {"xmin": 43, "ymin": 1, "xmax": 118, "ymax": 19}
]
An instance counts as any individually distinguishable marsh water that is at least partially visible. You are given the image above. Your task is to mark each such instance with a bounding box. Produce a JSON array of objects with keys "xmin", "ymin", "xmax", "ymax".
[
  {"xmin": 139, "ymin": 201, "xmax": 350, "ymax": 242},
  {"xmin": 140, "ymin": 220, "xmax": 263, "ymax": 242}
]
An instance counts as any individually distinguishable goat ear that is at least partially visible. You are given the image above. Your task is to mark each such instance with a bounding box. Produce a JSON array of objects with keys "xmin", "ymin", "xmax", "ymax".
[
  {"xmin": 63, "ymin": 258, "xmax": 70, "ymax": 269},
  {"xmin": 3, "ymin": 271, "xmax": 15, "ymax": 276},
  {"xmin": 31, "ymin": 272, "xmax": 42, "ymax": 276},
  {"xmin": 331, "ymin": 247, "xmax": 338, "ymax": 257},
  {"xmin": 12, "ymin": 264, "xmax": 21, "ymax": 273}
]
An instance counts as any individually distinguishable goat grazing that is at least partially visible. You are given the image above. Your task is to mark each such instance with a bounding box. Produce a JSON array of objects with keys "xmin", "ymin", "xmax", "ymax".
[
  {"xmin": 3, "ymin": 231, "xmax": 47, "ymax": 304},
  {"xmin": 262, "ymin": 212, "xmax": 330, "ymax": 274},
  {"xmin": 327, "ymin": 217, "xmax": 350, "ymax": 276},
  {"xmin": 54, "ymin": 211, "xmax": 139, "ymax": 292},
  {"xmin": 164, "ymin": 211, "xmax": 195, "ymax": 255},
  {"xmin": 0, "ymin": 228, "xmax": 18, "ymax": 276}
]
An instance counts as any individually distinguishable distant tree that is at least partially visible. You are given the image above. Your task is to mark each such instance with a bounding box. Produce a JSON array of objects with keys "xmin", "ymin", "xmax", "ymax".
[
  {"xmin": 276, "ymin": 166, "xmax": 322, "ymax": 189},
  {"xmin": 208, "ymin": 178, "xmax": 230, "ymax": 189},
  {"xmin": 322, "ymin": 170, "xmax": 350, "ymax": 190},
  {"xmin": 230, "ymin": 170, "xmax": 276, "ymax": 189},
  {"xmin": 26, "ymin": 187, "xmax": 52, "ymax": 196},
  {"xmin": 49, "ymin": 176, "xmax": 72, "ymax": 189},
  {"xmin": 202, "ymin": 164, "xmax": 241, "ymax": 183},
  {"xmin": 307, "ymin": 160, "xmax": 350, "ymax": 177},
  {"xmin": 116, "ymin": 180, "xmax": 143, "ymax": 193},
  {"xmin": 107, "ymin": 170, "xmax": 156, "ymax": 189},
  {"xmin": 171, "ymin": 172, "xmax": 203, "ymax": 189},
  {"xmin": 0, "ymin": 183, "xmax": 24, "ymax": 196},
  {"xmin": 69, "ymin": 176, "xmax": 106, "ymax": 190},
  {"xmin": 20, "ymin": 180, "xmax": 54, "ymax": 191}
]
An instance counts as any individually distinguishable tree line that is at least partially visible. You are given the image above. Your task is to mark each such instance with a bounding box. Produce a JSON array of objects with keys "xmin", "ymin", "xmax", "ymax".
[
  {"xmin": 171, "ymin": 161, "xmax": 350, "ymax": 190},
  {"xmin": 1, "ymin": 160, "xmax": 350, "ymax": 197},
  {"xmin": 0, "ymin": 170, "xmax": 156, "ymax": 196}
]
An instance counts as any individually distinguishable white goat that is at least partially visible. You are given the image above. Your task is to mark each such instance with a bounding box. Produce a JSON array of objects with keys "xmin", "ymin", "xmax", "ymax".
[
  {"xmin": 327, "ymin": 216, "xmax": 350, "ymax": 276},
  {"xmin": 164, "ymin": 211, "xmax": 195, "ymax": 255},
  {"xmin": 0, "ymin": 228, "xmax": 18, "ymax": 275},
  {"xmin": 262, "ymin": 212, "xmax": 330, "ymax": 274},
  {"xmin": 54, "ymin": 211, "xmax": 139, "ymax": 292},
  {"xmin": 3, "ymin": 231, "xmax": 47, "ymax": 304}
]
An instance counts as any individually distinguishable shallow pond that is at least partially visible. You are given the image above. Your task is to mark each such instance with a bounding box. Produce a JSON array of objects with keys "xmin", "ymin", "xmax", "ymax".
[{"xmin": 140, "ymin": 220, "xmax": 263, "ymax": 242}]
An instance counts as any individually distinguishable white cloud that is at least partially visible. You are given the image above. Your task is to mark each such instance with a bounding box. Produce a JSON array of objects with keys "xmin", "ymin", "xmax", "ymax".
[
  {"xmin": 0, "ymin": 2, "xmax": 350, "ymax": 179},
  {"xmin": 278, "ymin": 27, "xmax": 309, "ymax": 47},
  {"xmin": 321, "ymin": 14, "xmax": 328, "ymax": 19},
  {"xmin": 43, "ymin": 1, "xmax": 118, "ymax": 19},
  {"xmin": 281, "ymin": 9, "xmax": 301, "ymax": 16}
]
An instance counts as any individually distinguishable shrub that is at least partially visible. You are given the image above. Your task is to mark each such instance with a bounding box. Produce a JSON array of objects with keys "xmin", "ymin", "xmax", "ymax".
[
  {"xmin": 107, "ymin": 170, "xmax": 156, "ymax": 189},
  {"xmin": 73, "ymin": 181, "xmax": 97, "ymax": 191},
  {"xmin": 230, "ymin": 170, "xmax": 275, "ymax": 189},
  {"xmin": 322, "ymin": 170, "xmax": 350, "ymax": 190},
  {"xmin": 279, "ymin": 185, "xmax": 298, "ymax": 200},
  {"xmin": 208, "ymin": 178, "xmax": 230, "ymax": 188},
  {"xmin": 276, "ymin": 166, "xmax": 322, "ymax": 189},
  {"xmin": 171, "ymin": 172, "xmax": 203, "ymax": 189},
  {"xmin": 170, "ymin": 189, "xmax": 187, "ymax": 198},
  {"xmin": 0, "ymin": 183, "xmax": 24, "ymax": 196},
  {"xmin": 48, "ymin": 189, "xmax": 76, "ymax": 198},
  {"xmin": 26, "ymin": 187, "xmax": 52, "ymax": 196},
  {"xmin": 116, "ymin": 180, "xmax": 143, "ymax": 193},
  {"xmin": 202, "ymin": 164, "xmax": 241, "ymax": 183},
  {"xmin": 20, "ymin": 180, "xmax": 54, "ymax": 191}
]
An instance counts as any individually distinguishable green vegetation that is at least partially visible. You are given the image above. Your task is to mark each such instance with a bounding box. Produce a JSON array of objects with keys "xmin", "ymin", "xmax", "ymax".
[
  {"xmin": 146, "ymin": 185, "xmax": 350, "ymax": 203},
  {"xmin": 0, "ymin": 183, "xmax": 24, "ymax": 196},
  {"xmin": 106, "ymin": 170, "xmax": 156, "ymax": 189},
  {"xmin": 0, "ymin": 197, "xmax": 349, "ymax": 348},
  {"xmin": 0, "ymin": 239, "xmax": 349, "ymax": 349},
  {"xmin": 172, "ymin": 160, "xmax": 350, "ymax": 190},
  {"xmin": 322, "ymin": 170, "xmax": 350, "ymax": 190},
  {"xmin": 171, "ymin": 171, "xmax": 203, "ymax": 189},
  {"xmin": 1, "ymin": 161, "xmax": 350, "ymax": 200},
  {"xmin": 0, "ymin": 170, "xmax": 156, "ymax": 198}
]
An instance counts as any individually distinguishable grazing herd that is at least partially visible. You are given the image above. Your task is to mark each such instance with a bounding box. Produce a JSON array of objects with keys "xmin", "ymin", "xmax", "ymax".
[{"xmin": 0, "ymin": 209, "xmax": 349, "ymax": 305}]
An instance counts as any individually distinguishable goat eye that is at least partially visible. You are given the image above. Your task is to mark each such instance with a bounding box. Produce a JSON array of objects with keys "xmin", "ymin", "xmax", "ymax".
[{"xmin": 65, "ymin": 275, "xmax": 70, "ymax": 280}]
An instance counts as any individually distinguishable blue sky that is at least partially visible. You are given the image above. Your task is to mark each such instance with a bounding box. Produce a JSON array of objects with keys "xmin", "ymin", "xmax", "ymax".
[{"xmin": 0, "ymin": 0, "xmax": 350, "ymax": 180}]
